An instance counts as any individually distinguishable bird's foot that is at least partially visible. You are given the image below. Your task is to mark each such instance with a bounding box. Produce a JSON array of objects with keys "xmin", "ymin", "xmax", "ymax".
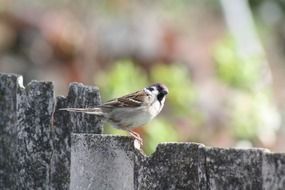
[{"xmin": 128, "ymin": 130, "xmax": 143, "ymax": 149}]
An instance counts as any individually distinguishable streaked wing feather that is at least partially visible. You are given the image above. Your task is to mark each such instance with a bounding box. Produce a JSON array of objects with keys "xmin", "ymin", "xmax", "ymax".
[{"xmin": 102, "ymin": 90, "xmax": 147, "ymax": 108}]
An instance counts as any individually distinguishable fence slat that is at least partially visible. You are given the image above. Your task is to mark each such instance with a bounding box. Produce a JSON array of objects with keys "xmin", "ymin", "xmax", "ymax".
[
  {"xmin": 70, "ymin": 134, "xmax": 136, "ymax": 190},
  {"xmin": 51, "ymin": 82, "xmax": 102, "ymax": 190},
  {"xmin": 205, "ymin": 147, "xmax": 264, "ymax": 189},
  {"xmin": 263, "ymin": 153, "xmax": 285, "ymax": 189},
  {"xmin": 136, "ymin": 143, "xmax": 207, "ymax": 190},
  {"xmin": 0, "ymin": 73, "xmax": 21, "ymax": 190},
  {"xmin": 17, "ymin": 81, "xmax": 54, "ymax": 189}
]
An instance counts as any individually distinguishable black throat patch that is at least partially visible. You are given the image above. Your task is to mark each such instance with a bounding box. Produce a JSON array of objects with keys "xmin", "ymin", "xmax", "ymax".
[{"xmin": 157, "ymin": 93, "xmax": 165, "ymax": 103}]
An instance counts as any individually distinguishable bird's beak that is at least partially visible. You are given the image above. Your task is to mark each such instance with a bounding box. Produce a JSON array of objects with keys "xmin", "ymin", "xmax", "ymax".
[{"xmin": 162, "ymin": 89, "xmax": 168, "ymax": 95}]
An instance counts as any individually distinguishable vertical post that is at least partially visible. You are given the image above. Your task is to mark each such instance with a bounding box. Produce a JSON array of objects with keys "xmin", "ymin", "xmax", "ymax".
[
  {"xmin": 0, "ymin": 73, "xmax": 21, "ymax": 189},
  {"xmin": 70, "ymin": 134, "xmax": 136, "ymax": 190},
  {"xmin": 16, "ymin": 81, "xmax": 54, "ymax": 189},
  {"xmin": 262, "ymin": 153, "xmax": 285, "ymax": 189},
  {"xmin": 136, "ymin": 143, "xmax": 207, "ymax": 190},
  {"xmin": 205, "ymin": 147, "xmax": 264, "ymax": 189},
  {"xmin": 51, "ymin": 83, "xmax": 102, "ymax": 189}
]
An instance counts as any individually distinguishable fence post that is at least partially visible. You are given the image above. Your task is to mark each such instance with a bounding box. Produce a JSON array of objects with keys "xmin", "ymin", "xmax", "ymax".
[
  {"xmin": 0, "ymin": 74, "xmax": 21, "ymax": 190},
  {"xmin": 51, "ymin": 82, "xmax": 102, "ymax": 189},
  {"xmin": 205, "ymin": 147, "xmax": 265, "ymax": 189},
  {"xmin": 262, "ymin": 153, "xmax": 285, "ymax": 189},
  {"xmin": 136, "ymin": 143, "xmax": 207, "ymax": 190},
  {"xmin": 16, "ymin": 80, "xmax": 54, "ymax": 189},
  {"xmin": 70, "ymin": 134, "xmax": 137, "ymax": 190}
]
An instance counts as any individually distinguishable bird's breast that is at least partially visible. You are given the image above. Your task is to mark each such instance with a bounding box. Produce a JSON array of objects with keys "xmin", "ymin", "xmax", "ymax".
[
  {"xmin": 148, "ymin": 100, "xmax": 163, "ymax": 119},
  {"xmin": 108, "ymin": 100, "xmax": 163, "ymax": 129}
]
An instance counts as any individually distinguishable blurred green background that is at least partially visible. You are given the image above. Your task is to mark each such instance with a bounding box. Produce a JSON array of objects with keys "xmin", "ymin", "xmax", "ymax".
[{"xmin": 0, "ymin": 0, "xmax": 285, "ymax": 154}]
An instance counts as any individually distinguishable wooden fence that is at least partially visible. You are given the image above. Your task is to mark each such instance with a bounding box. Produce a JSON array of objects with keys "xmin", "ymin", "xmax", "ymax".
[{"xmin": 0, "ymin": 73, "xmax": 285, "ymax": 190}]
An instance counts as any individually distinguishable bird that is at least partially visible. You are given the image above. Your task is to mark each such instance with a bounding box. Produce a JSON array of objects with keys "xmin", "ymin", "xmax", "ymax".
[{"xmin": 60, "ymin": 83, "xmax": 169, "ymax": 146}]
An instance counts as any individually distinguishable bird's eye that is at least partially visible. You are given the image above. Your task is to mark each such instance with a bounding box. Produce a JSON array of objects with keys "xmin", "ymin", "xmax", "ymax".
[{"xmin": 148, "ymin": 87, "xmax": 154, "ymax": 91}]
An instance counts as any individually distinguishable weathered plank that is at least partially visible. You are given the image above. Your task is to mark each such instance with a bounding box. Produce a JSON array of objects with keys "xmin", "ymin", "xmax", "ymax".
[
  {"xmin": 262, "ymin": 152, "xmax": 285, "ymax": 190},
  {"xmin": 205, "ymin": 147, "xmax": 264, "ymax": 190},
  {"xmin": 70, "ymin": 134, "xmax": 136, "ymax": 190},
  {"xmin": 51, "ymin": 82, "xmax": 102, "ymax": 189},
  {"xmin": 17, "ymin": 80, "xmax": 54, "ymax": 189},
  {"xmin": 0, "ymin": 73, "xmax": 21, "ymax": 190},
  {"xmin": 136, "ymin": 143, "xmax": 207, "ymax": 190}
]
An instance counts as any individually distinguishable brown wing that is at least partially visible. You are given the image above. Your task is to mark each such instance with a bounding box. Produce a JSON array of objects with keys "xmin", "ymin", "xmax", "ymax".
[{"xmin": 102, "ymin": 90, "xmax": 148, "ymax": 108}]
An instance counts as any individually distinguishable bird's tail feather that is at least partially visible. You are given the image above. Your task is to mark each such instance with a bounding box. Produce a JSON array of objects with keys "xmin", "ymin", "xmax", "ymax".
[{"xmin": 59, "ymin": 107, "xmax": 104, "ymax": 116}]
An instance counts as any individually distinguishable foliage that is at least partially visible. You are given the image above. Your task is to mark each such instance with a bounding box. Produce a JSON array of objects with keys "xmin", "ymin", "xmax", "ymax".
[
  {"xmin": 144, "ymin": 118, "xmax": 179, "ymax": 154},
  {"xmin": 231, "ymin": 91, "xmax": 280, "ymax": 143},
  {"xmin": 214, "ymin": 37, "xmax": 261, "ymax": 91},
  {"xmin": 150, "ymin": 64, "xmax": 196, "ymax": 116},
  {"xmin": 96, "ymin": 60, "xmax": 148, "ymax": 101},
  {"xmin": 214, "ymin": 37, "xmax": 280, "ymax": 145}
]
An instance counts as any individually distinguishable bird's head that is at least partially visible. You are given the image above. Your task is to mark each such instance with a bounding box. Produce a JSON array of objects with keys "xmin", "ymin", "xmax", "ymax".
[{"xmin": 145, "ymin": 83, "xmax": 169, "ymax": 103}]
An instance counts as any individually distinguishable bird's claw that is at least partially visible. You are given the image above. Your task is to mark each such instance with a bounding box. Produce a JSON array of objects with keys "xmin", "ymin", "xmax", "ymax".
[{"xmin": 128, "ymin": 130, "xmax": 143, "ymax": 149}]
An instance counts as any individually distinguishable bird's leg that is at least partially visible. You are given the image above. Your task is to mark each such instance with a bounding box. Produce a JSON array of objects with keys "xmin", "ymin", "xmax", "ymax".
[{"xmin": 128, "ymin": 130, "xmax": 143, "ymax": 146}]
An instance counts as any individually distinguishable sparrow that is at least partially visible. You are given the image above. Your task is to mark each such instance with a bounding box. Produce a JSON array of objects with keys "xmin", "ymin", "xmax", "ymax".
[{"xmin": 60, "ymin": 83, "xmax": 169, "ymax": 146}]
